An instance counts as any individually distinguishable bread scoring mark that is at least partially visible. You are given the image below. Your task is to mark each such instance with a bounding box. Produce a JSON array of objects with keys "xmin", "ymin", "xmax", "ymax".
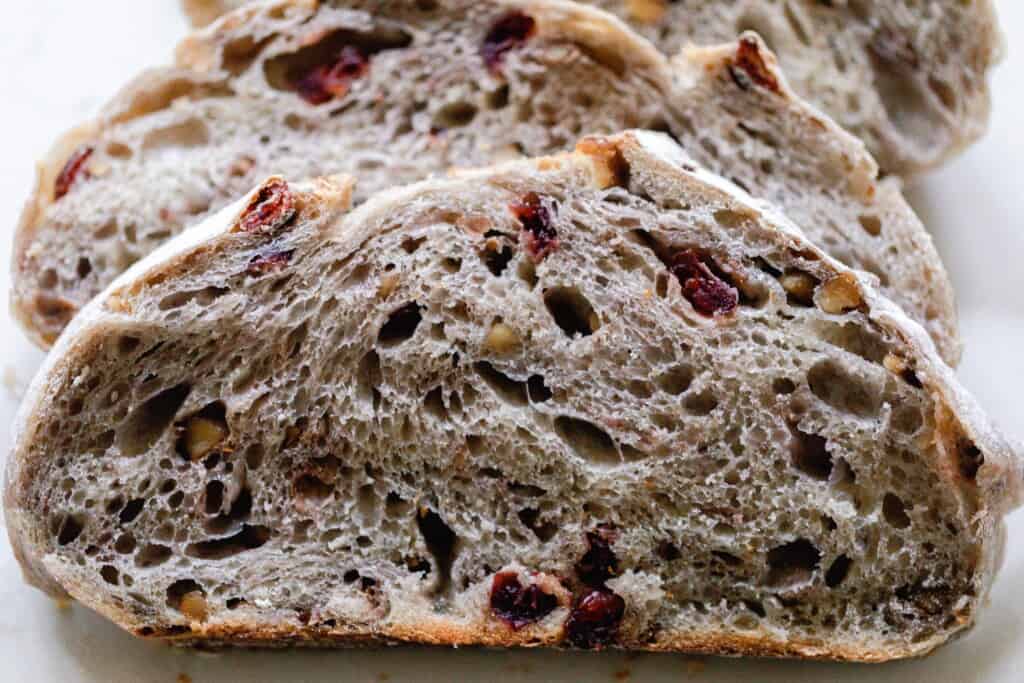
[{"xmin": 729, "ymin": 36, "xmax": 781, "ymax": 94}]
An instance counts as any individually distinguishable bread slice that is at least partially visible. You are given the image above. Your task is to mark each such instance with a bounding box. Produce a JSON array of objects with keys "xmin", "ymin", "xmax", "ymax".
[
  {"xmin": 6, "ymin": 131, "xmax": 1019, "ymax": 660},
  {"xmin": 12, "ymin": 0, "xmax": 958, "ymax": 366},
  {"xmin": 182, "ymin": 0, "xmax": 1002, "ymax": 175}
]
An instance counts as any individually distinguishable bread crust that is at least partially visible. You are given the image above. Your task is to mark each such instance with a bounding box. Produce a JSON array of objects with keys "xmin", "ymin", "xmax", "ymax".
[{"xmin": 6, "ymin": 132, "xmax": 1019, "ymax": 662}]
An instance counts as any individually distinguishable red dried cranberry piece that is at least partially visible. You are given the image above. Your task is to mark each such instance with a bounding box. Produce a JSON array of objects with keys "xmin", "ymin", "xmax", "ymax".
[
  {"xmin": 565, "ymin": 588, "xmax": 625, "ymax": 649},
  {"xmin": 670, "ymin": 249, "xmax": 738, "ymax": 317},
  {"xmin": 490, "ymin": 571, "xmax": 558, "ymax": 630},
  {"xmin": 575, "ymin": 527, "xmax": 618, "ymax": 588},
  {"xmin": 54, "ymin": 146, "xmax": 94, "ymax": 200},
  {"xmin": 729, "ymin": 36, "xmax": 780, "ymax": 93},
  {"xmin": 482, "ymin": 12, "xmax": 536, "ymax": 73},
  {"xmin": 238, "ymin": 179, "xmax": 296, "ymax": 234},
  {"xmin": 511, "ymin": 192, "xmax": 558, "ymax": 261},
  {"xmin": 247, "ymin": 249, "xmax": 295, "ymax": 275},
  {"xmin": 292, "ymin": 45, "xmax": 370, "ymax": 105}
]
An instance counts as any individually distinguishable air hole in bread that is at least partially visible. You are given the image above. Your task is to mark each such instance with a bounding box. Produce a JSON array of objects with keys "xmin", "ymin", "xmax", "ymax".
[
  {"xmin": 766, "ymin": 539, "xmax": 820, "ymax": 589},
  {"xmin": 142, "ymin": 118, "xmax": 210, "ymax": 151},
  {"xmin": 825, "ymin": 554, "xmax": 853, "ymax": 588},
  {"xmin": 485, "ymin": 84, "xmax": 510, "ymax": 110},
  {"xmin": 416, "ymin": 508, "xmax": 457, "ymax": 594},
  {"xmin": 423, "ymin": 387, "xmax": 448, "ymax": 420},
  {"xmin": 807, "ymin": 359, "xmax": 880, "ymax": 417},
  {"xmin": 858, "ymin": 214, "xmax": 882, "ymax": 237},
  {"xmin": 166, "ymin": 579, "xmax": 203, "ymax": 609},
  {"xmin": 526, "ymin": 375, "xmax": 552, "ymax": 403},
  {"xmin": 385, "ymin": 492, "xmax": 411, "ymax": 518},
  {"xmin": 712, "ymin": 550, "xmax": 742, "ymax": 567},
  {"xmin": 186, "ymin": 524, "xmax": 270, "ymax": 560},
  {"xmin": 205, "ymin": 487, "xmax": 253, "ymax": 535},
  {"xmin": 555, "ymin": 416, "xmax": 619, "ymax": 467},
  {"xmin": 135, "ymin": 543, "xmax": 172, "ymax": 568},
  {"xmin": 115, "ymin": 533, "xmax": 136, "ymax": 554},
  {"xmin": 204, "ymin": 481, "xmax": 225, "ymax": 515},
  {"xmin": 293, "ymin": 473, "xmax": 333, "ymax": 512},
  {"xmin": 883, "ymin": 493, "xmax": 912, "ymax": 529},
  {"xmin": 544, "ymin": 287, "xmax": 599, "ymax": 338},
  {"xmin": 401, "ymin": 236, "xmax": 426, "ymax": 254},
  {"xmin": 262, "ymin": 27, "xmax": 412, "ymax": 94},
  {"xmin": 158, "ymin": 286, "xmax": 228, "ymax": 311},
  {"xmin": 773, "ymin": 378, "xmax": 797, "ymax": 395},
  {"xmin": 474, "ymin": 361, "xmax": 528, "ymax": 406},
  {"xmin": 655, "ymin": 365, "xmax": 694, "ymax": 395},
  {"xmin": 518, "ymin": 507, "xmax": 557, "ymax": 542},
  {"xmin": 684, "ymin": 389, "xmax": 718, "ymax": 416},
  {"xmin": 100, "ymin": 565, "xmax": 119, "ymax": 585},
  {"xmin": 120, "ymin": 498, "xmax": 146, "ymax": 524},
  {"xmin": 433, "ymin": 101, "xmax": 478, "ymax": 130},
  {"xmin": 656, "ymin": 541, "xmax": 682, "ymax": 562},
  {"xmin": 790, "ymin": 426, "xmax": 832, "ymax": 480},
  {"xmin": 57, "ymin": 514, "xmax": 84, "ymax": 545},
  {"xmin": 481, "ymin": 235, "xmax": 515, "ymax": 276},
  {"xmin": 957, "ymin": 438, "xmax": 984, "ymax": 481},
  {"xmin": 378, "ymin": 302, "xmax": 422, "ymax": 346}
]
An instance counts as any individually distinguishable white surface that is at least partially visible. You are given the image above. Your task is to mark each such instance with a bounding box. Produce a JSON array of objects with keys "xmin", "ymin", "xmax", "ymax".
[{"xmin": 0, "ymin": 2, "xmax": 1022, "ymax": 681}]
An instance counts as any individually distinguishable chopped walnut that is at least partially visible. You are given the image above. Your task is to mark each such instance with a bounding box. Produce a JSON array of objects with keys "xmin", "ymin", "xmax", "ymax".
[{"xmin": 817, "ymin": 272, "xmax": 864, "ymax": 314}]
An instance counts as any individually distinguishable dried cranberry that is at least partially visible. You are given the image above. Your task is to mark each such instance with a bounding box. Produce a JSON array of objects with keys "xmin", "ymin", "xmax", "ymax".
[
  {"xmin": 490, "ymin": 572, "xmax": 558, "ymax": 630},
  {"xmin": 511, "ymin": 192, "xmax": 558, "ymax": 261},
  {"xmin": 729, "ymin": 36, "xmax": 780, "ymax": 93},
  {"xmin": 54, "ymin": 146, "xmax": 94, "ymax": 200},
  {"xmin": 575, "ymin": 528, "xmax": 618, "ymax": 588},
  {"xmin": 482, "ymin": 12, "xmax": 536, "ymax": 73},
  {"xmin": 670, "ymin": 249, "xmax": 739, "ymax": 317},
  {"xmin": 292, "ymin": 45, "xmax": 370, "ymax": 105},
  {"xmin": 565, "ymin": 588, "xmax": 625, "ymax": 649},
  {"xmin": 238, "ymin": 178, "xmax": 296, "ymax": 234},
  {"xmin": 246, "ymin": 249, "xmax": 295, "ymax": 275}
]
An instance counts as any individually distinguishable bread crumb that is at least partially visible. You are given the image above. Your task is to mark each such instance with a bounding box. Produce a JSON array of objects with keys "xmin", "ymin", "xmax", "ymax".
[
  {"xmin": 377, "ymin": 674, "xmax": 391, "ymax": 682},
  {"xmin": 614, "ymin": 668, "xmax": 631, "ymax": 680},
  {"xmin": 53, "ymin": 598, "xmax": 73, "ymax": 611},
  {"xmin": 177, "ymin": 675, "xmax": 192, "ymax": 683},
  {"xmin": 685, "ymin": 658, "xmax": 706, "ymax": 675}
]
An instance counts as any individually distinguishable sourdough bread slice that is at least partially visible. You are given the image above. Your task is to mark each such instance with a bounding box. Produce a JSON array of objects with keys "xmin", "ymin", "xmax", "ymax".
[
  {"xmin": 6, "ymin": 131, "xmax": 1019, "ymax": 660},
  {"xmin": 183, "ymin": 0, "xmax": 1002, "ymax": 175},
  {"xmin": 13, "ymin": 0, "xmax": 958, "ymax": 365}
]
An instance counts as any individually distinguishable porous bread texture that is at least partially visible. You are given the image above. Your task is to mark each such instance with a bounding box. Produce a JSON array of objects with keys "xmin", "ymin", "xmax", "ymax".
[
  {"xmin": 13, "ymin": 0, "xmax": 958, "ymax": 366},
  {"xmin": 182, "ymin": 0, "xmax": 1002, "ymax": 176},
  {"xmin": 6, "ymin": 131, "xmax": 1020, "ymax": 661}
]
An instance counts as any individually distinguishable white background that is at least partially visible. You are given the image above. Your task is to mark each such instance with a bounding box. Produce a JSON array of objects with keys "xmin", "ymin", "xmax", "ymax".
[{"xmin": 0, "ymin": 2, "xmax": 1022, "ymax": 681}]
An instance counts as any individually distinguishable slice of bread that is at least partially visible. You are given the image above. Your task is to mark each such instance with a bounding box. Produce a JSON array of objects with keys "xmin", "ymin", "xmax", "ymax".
[
  {"xmin": 6, "ymin": 131, "xmax": 1019, "ymax": 660},
  {"xmin": 12, "ymin": 0, "xmax": 958, "ymax": 366},
  {"xmin": 183, "ymin": 0, "xmax": 1002, "ymax": 175}
]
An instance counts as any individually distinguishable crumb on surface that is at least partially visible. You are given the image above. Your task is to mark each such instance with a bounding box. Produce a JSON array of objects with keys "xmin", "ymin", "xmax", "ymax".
[
  {"xmin": 177, "ymin": 674, "xmax": 192, "ymax": 683},
  {"xmin": 614, "ymin": 668, "xmax": 631, "ymax": 680},
  {"xmin": 686, "ymin": 658, "xmax": 706, "ymax": 675}
]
